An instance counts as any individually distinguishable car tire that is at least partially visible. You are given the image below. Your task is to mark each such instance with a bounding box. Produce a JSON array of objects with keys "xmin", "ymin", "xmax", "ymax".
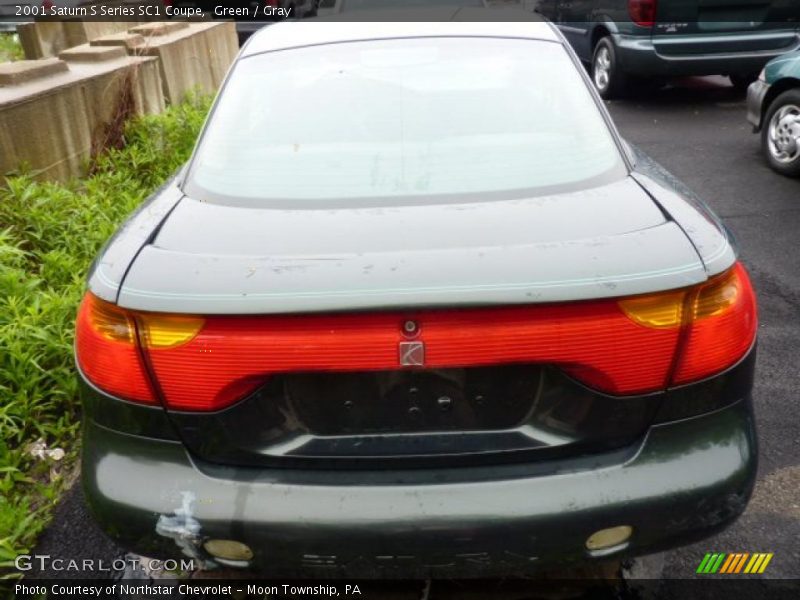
[
  {"xmin": 591, "ymin": 37, "xmax": 628, "ymax": 100},
  {"xmin": 761, "ymin": 89, "xmax": 800, "ymax": 178}
]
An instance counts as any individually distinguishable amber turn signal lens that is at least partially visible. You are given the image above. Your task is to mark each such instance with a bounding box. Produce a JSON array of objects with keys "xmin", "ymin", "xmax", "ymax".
[
  {"xmin": 619, "ymin": 265, "xmax": 750, "ymax": 330},
  {"xmin": 618, "ymin": 290, "xmax": 686, "ymax": 329},
  {"xmin": 138, "ymin": 313, "xmax": 205, "ymax": 349}
]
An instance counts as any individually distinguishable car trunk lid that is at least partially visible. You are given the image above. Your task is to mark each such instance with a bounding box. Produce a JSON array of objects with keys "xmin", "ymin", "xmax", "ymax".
[{"xmin": 117, "ymin": 177, "xmax": 706, "ymax": 314}]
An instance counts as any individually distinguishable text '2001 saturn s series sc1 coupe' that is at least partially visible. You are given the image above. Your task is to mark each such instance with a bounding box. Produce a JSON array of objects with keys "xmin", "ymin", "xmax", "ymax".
[{"xmin": 76, "ymin": 13, "xmax": 758, "ymax": 577}]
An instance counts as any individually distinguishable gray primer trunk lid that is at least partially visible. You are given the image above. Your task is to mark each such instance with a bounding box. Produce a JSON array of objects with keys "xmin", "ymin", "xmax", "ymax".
[{"xmin": 116, "ymin": 177, "xmax": 708, "ymax": 314}]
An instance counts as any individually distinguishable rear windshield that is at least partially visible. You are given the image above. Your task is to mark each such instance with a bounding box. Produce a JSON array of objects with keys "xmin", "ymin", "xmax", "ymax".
[{"xmin": 184, "ymin": 37, "xmax": 627, "ymax": 206}]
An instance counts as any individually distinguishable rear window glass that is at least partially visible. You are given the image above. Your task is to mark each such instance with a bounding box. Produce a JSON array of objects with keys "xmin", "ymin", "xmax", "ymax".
[{"xmin": 184, "ymin": 37, "xmax": 627, "ymax": 205}]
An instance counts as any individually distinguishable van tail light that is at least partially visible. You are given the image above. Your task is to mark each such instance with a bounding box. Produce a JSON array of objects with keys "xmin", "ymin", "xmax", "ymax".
[
  {"xmin": 628, "ymin": 0, "xmax": 658, "ymax": 27},
  {"xmin": 75, "ymin": 263, "xmax": 756, "ymax": 412}
]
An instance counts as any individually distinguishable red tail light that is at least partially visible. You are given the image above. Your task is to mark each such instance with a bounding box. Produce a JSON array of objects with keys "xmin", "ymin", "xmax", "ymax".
[
  {"xmin": 76, "ymin": 263, "xmax": 756, "ymax": 412},
  {"xmin": 75, "ymin": 294, "xmax": 157, "ymax": 405},
  {"xmin": 672, "ymin": 263, "xmax": 757, "ymax": 384},
  {"xmin": 265, "ymin": 0, "xmax": 278, "ymax": 6},
  {"xmin": 628, "ymin": 0, "xmax": 657, "ymax": 27}
]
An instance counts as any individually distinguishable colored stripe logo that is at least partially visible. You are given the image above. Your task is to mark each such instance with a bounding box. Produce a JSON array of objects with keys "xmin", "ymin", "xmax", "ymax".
[{"xmin": 697, "ymin": 553, "xmax": 773, "ymax": 574}]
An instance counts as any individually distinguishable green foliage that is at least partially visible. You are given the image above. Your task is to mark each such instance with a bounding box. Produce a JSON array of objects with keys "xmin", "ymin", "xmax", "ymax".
[
  {"xmin": 0, "ymin": 33, "xmax": 23, "ymax": 62},
  {"xmin": 0, "ymin": 95, "xmax": 211, "ymax": 573}
]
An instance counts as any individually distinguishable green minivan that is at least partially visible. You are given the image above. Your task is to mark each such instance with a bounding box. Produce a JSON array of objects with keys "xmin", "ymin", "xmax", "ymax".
[{"xmin": 533, "ymin": 0, "xmax": 800, "ymax": 98}]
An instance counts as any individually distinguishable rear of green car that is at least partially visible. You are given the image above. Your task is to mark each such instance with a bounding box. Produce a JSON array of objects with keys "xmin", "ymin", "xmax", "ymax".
[{"xmin": 538, "ymin": 0, "xmax": 800, "ymax": 98}]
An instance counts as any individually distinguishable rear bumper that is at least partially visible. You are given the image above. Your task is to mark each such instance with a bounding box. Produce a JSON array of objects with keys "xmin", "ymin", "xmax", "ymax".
[
  {"xmin": 82, "ymin": 399, "xmax": 757, "ymax": 577},
  {"xmin": 747, "ymin": 79, "xmax": 770, "ymax": 131},
  {"xmin": 613, "ymin": 33, "xmax": 800, "ymax": 78}
]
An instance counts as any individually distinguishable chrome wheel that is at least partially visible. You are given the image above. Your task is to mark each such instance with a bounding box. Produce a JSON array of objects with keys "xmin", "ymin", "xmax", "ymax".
[
  {"xmin": 593, "ymin": 46, "xmax": 611, "ymax": 91},
  {"xmin": 767, "ymin": 104, "xmax": 800, "ymax": 164}
]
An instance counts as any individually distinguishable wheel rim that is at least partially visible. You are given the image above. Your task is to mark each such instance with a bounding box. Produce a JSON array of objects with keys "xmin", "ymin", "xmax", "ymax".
[
  {"xmin": 767, "ymin": 104, "xmax": 800, "ymax": 164},
  {"xmin": 594, "ymin": 47, "xmax": 611, "ymax": 91}
]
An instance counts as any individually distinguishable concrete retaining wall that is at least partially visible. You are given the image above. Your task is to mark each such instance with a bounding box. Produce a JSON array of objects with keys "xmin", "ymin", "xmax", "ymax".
[
  {"xmin": 0, "ymin": 52, "xmax": 163, "ymax": 181},
  {"xmin": 99, "ymin": 21, "xmax": 238, "ymax": 103},
  {"xmin": 17, "ymin": 21, "xmax": 137, "ymax": 60},
  {"xmin": 1, "ymin": 21, "xmax": 238, "ymax": 181}
]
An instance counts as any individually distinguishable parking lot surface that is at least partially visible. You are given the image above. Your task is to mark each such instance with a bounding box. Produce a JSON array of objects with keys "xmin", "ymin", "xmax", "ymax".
[
  {"xmin": 28, "ymin": 76, "xmax": 799, "ymax": 589},
  {"xmin": 608, "ymin": 76, "xmax": 800, "ymax": 581}
]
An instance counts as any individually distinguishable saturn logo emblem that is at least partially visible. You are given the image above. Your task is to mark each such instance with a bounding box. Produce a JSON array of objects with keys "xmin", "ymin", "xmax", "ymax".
[{"xmin": 399, "ymin": 341, "xmax": 425, "ymax": 367}]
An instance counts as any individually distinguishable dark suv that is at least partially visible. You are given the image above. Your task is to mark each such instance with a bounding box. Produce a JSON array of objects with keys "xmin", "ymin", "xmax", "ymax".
[{"xmin": 533, "ymin": 0, "xmax": 800, "ymax": 98}]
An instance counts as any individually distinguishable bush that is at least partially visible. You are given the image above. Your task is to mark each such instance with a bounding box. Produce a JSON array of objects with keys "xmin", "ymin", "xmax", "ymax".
[
  {"xmin": 0, "ymin": 95, "xmax": 211, "ymax": 572},
  {"xmin": 0, "ymin": 33, "xmax": 23, "ymax": 63}
]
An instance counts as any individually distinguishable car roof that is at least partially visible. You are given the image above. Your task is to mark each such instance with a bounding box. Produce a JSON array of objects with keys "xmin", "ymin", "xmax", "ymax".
[{"xmin": 242, "ymin": 9, "xmax": 558, "ymax": 57}]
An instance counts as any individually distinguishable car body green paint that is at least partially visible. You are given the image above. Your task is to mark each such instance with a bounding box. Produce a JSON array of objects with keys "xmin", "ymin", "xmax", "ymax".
[{"xmin": 746, "ymin": 51, "xmax": 800, "ymax": 136}]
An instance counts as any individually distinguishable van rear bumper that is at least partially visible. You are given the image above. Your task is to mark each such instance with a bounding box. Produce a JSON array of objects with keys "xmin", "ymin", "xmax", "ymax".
[{"xmin": 614, "ymin": 31, "xmax": 800, "ymax": 77}]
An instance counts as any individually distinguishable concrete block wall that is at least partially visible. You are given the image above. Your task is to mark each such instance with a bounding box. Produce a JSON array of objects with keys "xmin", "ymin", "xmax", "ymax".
[
  {"xmin": 1, "ymin": 21, "xmax": 238, "ymax": 181},
  {"xmin": 16, "ymin": 0, "xmax": 165, "ymax": 59},
  {"xmin": 17, "ymin": 21, "xmax": 137, "ymax": 60},
  {"xmin": 97, "ymin": 21, "xmax": 238, "ymax": 103},
  {"xmin": 0, "ymin": 52, "xmax": 163, "ymax": 181}
]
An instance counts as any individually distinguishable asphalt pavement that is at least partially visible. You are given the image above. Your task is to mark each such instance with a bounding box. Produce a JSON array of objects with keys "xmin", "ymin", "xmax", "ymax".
[
  {"xmin": 25, "ymin": 76, "xmax": 800, "ymax": 591},
  {"xmin": 608, "ymin": 76, "xmax": 800, "ymax": 581}
]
